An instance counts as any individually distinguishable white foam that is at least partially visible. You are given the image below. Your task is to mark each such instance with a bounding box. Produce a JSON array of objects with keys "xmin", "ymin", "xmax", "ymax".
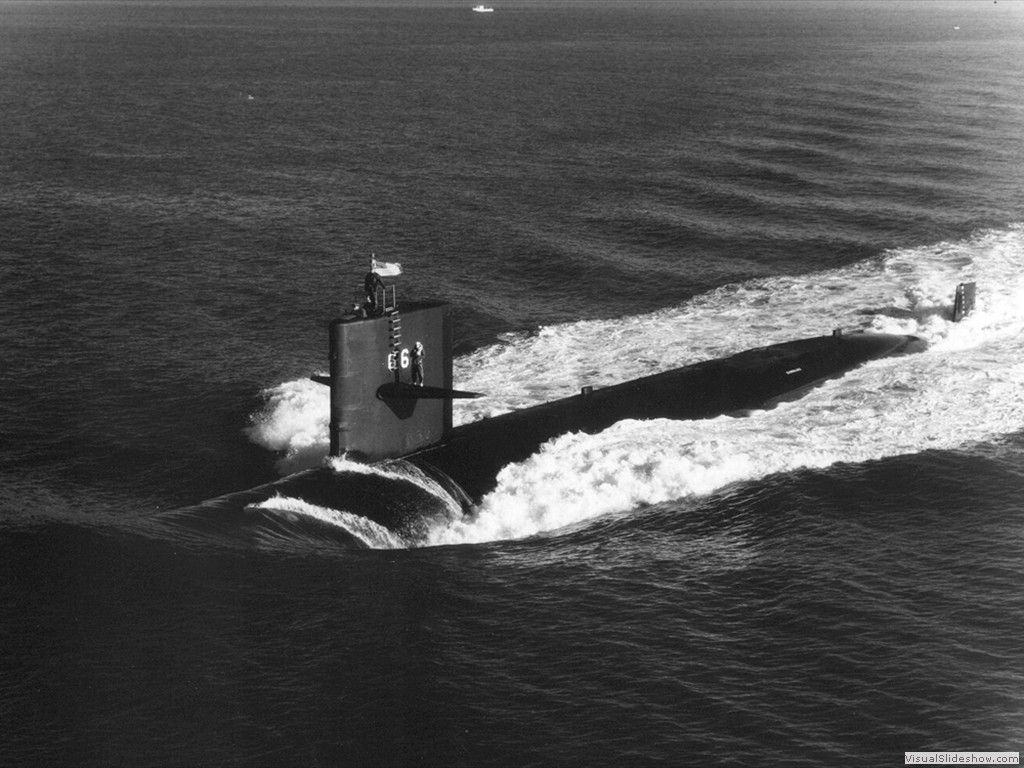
[{"xmin": 245, "ymin": 376, "xmax": 330, "ymax": 473}]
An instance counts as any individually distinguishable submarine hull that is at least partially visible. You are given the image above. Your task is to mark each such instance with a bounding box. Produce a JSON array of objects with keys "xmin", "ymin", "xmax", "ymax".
[
  {"xmin": 407, "ymin": 331, "xmax": 921, "ymax": 501},
  {"xmin": 321, "ymin": 291, "xmax": 936, "ymax": 512},
  {"xmin": 178, "ymin": 329, "xmax": 918, "ymax": 542}
]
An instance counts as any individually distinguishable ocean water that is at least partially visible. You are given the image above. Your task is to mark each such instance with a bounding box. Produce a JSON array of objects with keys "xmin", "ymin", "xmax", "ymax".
[{"xmin": 2, "ymin": 1, "xmax": 1023, "ymax": 765}]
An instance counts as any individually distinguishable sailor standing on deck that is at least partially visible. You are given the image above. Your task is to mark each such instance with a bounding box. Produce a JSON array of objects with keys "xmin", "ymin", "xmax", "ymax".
[{"xmin": 411, "ymin": 341, "xmax": 425, "ymax": 386}]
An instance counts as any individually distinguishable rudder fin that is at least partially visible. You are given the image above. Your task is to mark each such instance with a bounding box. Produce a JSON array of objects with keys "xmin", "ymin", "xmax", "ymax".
[{"xmin": 952, "ymin": 282, "xmax": 976, "ymax": 322}]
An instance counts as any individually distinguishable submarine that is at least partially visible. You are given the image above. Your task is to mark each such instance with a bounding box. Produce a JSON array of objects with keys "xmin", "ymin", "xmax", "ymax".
[
  {"xmin": 309, "ymin": 277, "xmax": 975, "ymax": 505},
  {"xmin": 187, "ymin": 275, "xmax": 974, "ymax": 542}
]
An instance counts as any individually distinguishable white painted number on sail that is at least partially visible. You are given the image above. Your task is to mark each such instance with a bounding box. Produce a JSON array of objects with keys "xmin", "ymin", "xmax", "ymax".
[{"xmin": 387, "ymin": 349, "xmax": 411, "ymax": 370}]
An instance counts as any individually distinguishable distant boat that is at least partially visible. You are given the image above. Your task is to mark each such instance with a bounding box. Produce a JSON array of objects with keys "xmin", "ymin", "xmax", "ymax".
[{"xmin": 472, "ymin": 5, "xmax": 494, "ymax": 12}]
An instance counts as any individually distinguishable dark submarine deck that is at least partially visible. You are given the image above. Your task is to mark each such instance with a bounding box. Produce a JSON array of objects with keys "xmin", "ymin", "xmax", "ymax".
[{"xmin": 406, "ymin": 330, "xmax": 922, "ymax": 501}]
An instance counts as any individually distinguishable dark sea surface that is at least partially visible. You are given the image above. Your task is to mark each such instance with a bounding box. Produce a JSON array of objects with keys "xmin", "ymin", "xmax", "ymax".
[{"xmin": 2, "ymin": 1, "xmax": 1023, "ymax": 765}]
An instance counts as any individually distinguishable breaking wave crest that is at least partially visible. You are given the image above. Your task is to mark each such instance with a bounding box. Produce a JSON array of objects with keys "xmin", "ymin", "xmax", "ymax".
[{"xmin": 247, "ymin": 496, "xmax": 406, "ymax": 550}]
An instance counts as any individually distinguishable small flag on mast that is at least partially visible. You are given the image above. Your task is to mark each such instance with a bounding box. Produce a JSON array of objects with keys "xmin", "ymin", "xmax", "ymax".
[{"xmin": 371, "ymin": 256, "xmax": 402, "ymax": 277}]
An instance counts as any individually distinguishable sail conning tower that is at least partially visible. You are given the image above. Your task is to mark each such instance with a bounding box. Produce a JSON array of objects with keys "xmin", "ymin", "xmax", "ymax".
[{"xmin": 325, "ymin": 282, "xmax": 456, "ymax": 461}]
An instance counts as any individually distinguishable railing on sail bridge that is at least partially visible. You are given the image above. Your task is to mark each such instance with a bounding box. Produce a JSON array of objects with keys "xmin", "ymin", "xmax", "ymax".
[
  {"xmin": 351, "ymin": 283, "xmax": 398, "ymax": 316},
  {"xmin": 378, "ymin": 284, "xmax": 397, "ymax": 314}
]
